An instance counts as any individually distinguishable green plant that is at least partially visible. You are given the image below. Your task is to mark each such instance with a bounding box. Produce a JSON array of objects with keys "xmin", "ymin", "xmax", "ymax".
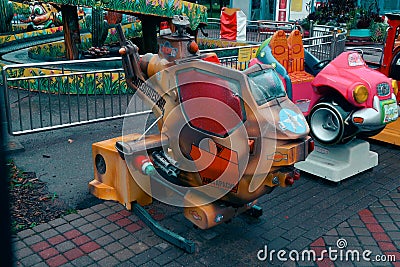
[
  {"xmin": 369, "ymin": 21, "xmax": 388, "ymax": 43},
  {"xmin": 307, "ymin": 0, "xmax": 383, "ymax": 30},
  {"xmin": 51, "ymin": 192, "xmax": 58, "ymax": 201},
  {"xmin": 63, "ymin": 209, "xmax": 78, "ymax": 215},
  {"xmin": 90, "ymin": 6, "xmax": 109, "ymax": 47},
  {"xmin": 346, "ymin": 15, "xmax": 358, "ymax": 30},
  {"xmin": 11, "ymin": 221, "xmax": 25, "ymax": 234}
]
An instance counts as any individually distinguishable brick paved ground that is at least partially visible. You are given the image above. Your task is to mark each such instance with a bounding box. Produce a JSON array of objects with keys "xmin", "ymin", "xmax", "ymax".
[{"xmin": 12, "ymin": 141, "xmax": 400, "ymax": 266}]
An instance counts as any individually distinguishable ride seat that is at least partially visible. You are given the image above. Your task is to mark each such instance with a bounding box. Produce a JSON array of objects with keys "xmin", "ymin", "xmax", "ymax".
[
  {"xmin": 287, "ymin": 30, "xmax": 314, "ymax": 84},
  {"xmin": 177, "ymin": 69, "xmax": 244, "ymax": 137},
  {"xmin": 269, "ymin": 30, "xmax": 289, "ymax": 71}
]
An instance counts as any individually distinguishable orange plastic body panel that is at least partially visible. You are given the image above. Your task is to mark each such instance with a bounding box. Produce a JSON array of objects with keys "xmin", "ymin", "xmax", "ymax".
[
  {"xmin": 269, "ymin": 30, "xmax": 290, "ymax": 70},
  {"xmin": 369, "ymin": 14, "xmax": 400, "ymax": 145},
  {"xmin": 269, "ymin": 137, "xmax": 311, "ymax": 166},
  {"xmin": 183, "ymin": 190, "xmax": 252, "ymax": 229},
  {"xmin": 89, "ymin": 134, "xmax": 153, "ymax": 210},
  {"xmin": 201, "ymin": 52, "xmax": 221, "ymax": 64},
  {"xmin": 370, "ymin": 119, "xmax": 400, "ymax": 146},
  {"xmin": 289, "ymin": 72, "xmax": 314, "ymax": 84},
  {"xmin": 287, "ymin": 30, "xmax": 305, "ymax": 72},
  {"xmin": 270, "ymin": 30, "xmax": 314, "ymax": 84}
]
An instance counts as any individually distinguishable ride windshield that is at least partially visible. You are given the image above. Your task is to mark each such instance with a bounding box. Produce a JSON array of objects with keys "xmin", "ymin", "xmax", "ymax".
[{"xmin": 247, "ymin": 68, "xmax": 286, "ymax": 106}]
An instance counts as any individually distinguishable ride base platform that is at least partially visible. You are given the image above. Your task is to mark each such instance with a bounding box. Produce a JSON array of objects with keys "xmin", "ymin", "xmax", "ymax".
[
  {"xmin": 295, "ymin": 139, "xmax": 378, "ymax": 182},
  {"xmin": 370, "ymin": 120, "xmax": 400, "ymax": 146}
]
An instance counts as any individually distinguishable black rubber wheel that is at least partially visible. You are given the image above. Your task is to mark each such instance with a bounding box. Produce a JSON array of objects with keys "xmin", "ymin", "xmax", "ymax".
[
  {"xmin": 309, "ymin": 100, "xmax": 361, "ymax": 145},
  {"xmin": 309, "ymin": 102, "xmax": 346, "ymax": 145}
]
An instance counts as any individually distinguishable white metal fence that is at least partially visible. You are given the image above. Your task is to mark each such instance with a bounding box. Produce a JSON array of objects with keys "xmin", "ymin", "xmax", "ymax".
[
  {"xmin": 199, "ymin": 19, "xmax": 347, "ymax": 61},
  {"xmin": 199, "ymin": 18, "xmax": 299, "ymax": 43},
  {"xmin": 1, "ymin": 57, "xmax": 150, "ymax": 136},
  {"xmin": 200, "ymin": 24, "xmax": 346, "ymax": 71}
]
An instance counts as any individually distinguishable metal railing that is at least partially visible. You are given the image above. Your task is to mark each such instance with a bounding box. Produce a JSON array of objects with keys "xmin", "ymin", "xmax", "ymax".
[
  {"xmin": 198, "ymin": 18, "xmax": 282, "ymax": 42},
  {"xmin": 199, "ymin": 19, "xmax": 347, "ymax": 61},
  {"xmin": 306, "ymin": 24, "xmax": 347, "ymax": 60},
  {"xmin": 201, "ymin": 28, "xmax": 346, "ymax": 69},
  {"xmin": 202, "ymin": 44, "xmax": 261, "ymax": 70},
  {"xmin": 2, "ymin": 57, "xmax": 150, "ymax": 136}
]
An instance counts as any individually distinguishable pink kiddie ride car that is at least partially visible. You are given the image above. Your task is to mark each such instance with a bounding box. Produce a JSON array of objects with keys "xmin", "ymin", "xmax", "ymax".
[{"xmin": 252, "ymin": 30, "xmax": 398, "ymax": 145}]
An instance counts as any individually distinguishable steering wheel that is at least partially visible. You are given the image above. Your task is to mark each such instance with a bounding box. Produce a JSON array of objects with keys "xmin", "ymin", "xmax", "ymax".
[{"xmin": 312, "ymin": 59, "xmax": 331, "ymax": 70}]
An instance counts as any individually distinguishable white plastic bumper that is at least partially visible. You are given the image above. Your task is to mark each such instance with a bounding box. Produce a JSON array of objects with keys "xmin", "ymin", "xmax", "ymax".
[{"xmin": 351, "ymin": 94, "xmax": 399, "ymax": 130}]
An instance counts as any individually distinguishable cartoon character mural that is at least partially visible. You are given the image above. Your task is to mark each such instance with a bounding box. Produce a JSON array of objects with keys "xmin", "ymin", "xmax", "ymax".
[
  {"xmin": 20, "ymin": 1, "xmax": 62, "ymax": 31},
  {"xmin": 77, "ymin": 6, "xmax": 85, "ymax": 20}
]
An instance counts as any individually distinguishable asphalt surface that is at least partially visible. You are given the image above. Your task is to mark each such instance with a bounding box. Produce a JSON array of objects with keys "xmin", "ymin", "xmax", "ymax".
[
  {"xmin": 2, "ymin": 48, "xmax": 54, "ymax": 64},
  {"xmin": 8, "ymin": 112, "xmax": 160, "ymax": 209},
  {"xmin": 9, "ymin": 118, "xmax": 125, "ymax": 209}
]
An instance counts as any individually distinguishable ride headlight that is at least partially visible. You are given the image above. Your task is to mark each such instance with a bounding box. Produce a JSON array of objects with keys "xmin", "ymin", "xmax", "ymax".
[
  {"xmin": 377, "ymin": 82, "xmax": 390, "ymax": 97},
  {"xmin": 392, "ymin": 80, "xmax": 399, "ymax": 96},
  {"xmin": 353, "ymin": 85, "xmax": 369, "ymax": 104}
]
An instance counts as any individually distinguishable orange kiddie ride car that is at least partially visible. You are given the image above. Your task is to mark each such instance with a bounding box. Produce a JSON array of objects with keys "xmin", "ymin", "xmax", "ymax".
[
  {"xmin": 252, "ymin": 30, "xmax": 398, "ymax": 145},
  {"xmin": 89, "ymin": 16, "xmax": 313, "ymax": 245}
]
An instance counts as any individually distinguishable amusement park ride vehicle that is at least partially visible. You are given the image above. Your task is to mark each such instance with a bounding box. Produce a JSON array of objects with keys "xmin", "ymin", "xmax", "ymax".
[
  {"xmin": 252, "ymin": 29, "xmax": 398, "ymax": 146},
  {"xmin": 89, "ymin": 16, "xmax": 313, "ymax": 252},
  {"xmin": 250, "ymin": 28, "xmax": 398, "ymax": 181}
]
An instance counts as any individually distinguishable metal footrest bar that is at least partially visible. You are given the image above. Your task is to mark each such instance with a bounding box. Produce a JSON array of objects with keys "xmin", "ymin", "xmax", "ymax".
[{"xmin": 132, "ymin": 202, "xmax": 195, "ymax": 253}]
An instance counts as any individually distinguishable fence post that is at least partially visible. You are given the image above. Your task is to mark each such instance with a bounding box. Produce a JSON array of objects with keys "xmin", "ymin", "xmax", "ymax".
[
  {"xmin": 1, "ymin": 68, "xmax": 10, "ymax": 136},
  {"xmin": 1, "ymin": 67, "xmax": 24, "ymax": 152},
  {"xmin": 0, "ymin": 69, "xmax": 13, "ymax": 267},
  {"xmin": 330, "ymin": 28, "xmax": 338, "ymax": 60},
  {"xmin": 309, "ymin": 20, "xmax": 314, "ymax": 37}
]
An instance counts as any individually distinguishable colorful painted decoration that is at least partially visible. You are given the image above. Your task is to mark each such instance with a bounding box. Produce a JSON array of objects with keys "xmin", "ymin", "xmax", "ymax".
[
  {"xmin": 37, "ymin": 0, "xmax": 207, "ymax": 30},
  {"xmin": 20, "ymin": 1, "xmax": 62, "ymax": 30},
  {"xmin": 278, "ymin": 108, "xmax": 307, "ymax": 134},
  {"xmin": 0, "ymin": 25, "xmax": 64, "ymax": 46},
  {"xmin": 27, "ymin": 22, "xmax": 142, "ymax": 60}
]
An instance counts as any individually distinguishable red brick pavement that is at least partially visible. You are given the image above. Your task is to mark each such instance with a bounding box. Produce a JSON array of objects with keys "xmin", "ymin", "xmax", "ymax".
[{"xmin": 12, "ymin": 144, "xmax": 400, "ymax": 266}]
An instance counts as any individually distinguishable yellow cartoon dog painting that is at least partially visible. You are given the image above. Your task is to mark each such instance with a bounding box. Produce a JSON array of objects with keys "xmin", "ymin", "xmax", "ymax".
[{"xmin": 21, "ymin": 1, "xmax": 62, "ymax": 30}]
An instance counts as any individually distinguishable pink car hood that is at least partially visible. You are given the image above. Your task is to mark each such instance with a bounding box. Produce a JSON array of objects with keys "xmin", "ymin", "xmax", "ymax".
[{"xmin": 312, "ymin": 52, "xmax": 391, "ymax": 99}]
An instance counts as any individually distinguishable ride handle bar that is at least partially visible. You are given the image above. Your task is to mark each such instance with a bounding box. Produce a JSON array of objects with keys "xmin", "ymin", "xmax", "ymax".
[{"xmin": 116, "ymin": 24, "xmax": 145, "ymax": 82}]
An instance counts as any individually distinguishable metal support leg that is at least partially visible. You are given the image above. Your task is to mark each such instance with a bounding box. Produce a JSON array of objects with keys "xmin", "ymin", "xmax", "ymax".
[
  {"xmin": 133, "ymin": 202, "xmax": 195, "ymax": 253},
  {"xmin": 245, "ymin": 204, "xmax": 263, "ymax": 218}
]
